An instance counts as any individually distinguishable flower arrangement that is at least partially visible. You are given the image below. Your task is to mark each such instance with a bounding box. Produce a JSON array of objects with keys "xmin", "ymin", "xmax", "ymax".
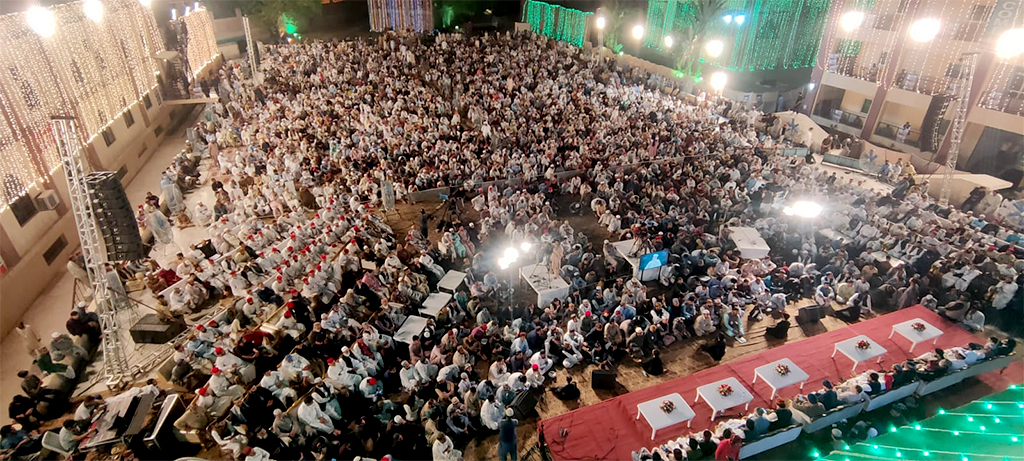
[
  {"xmin": 718, "ymin": 384, "xmax": 734, "ymax": 397},
  {"xmin": 856, "ymin": 339, "xmax": 871, "ymax": 350},
  {"xmin": 911, "ymin": 322, "xmax": 926, "ymax": 332},
  {"xmin": 660, "ymin": 400, "xmax": 676, "ymax": 413},
  {"xmin": 776, "ymin": 364, "xmax": 791, "ymax": 376}
]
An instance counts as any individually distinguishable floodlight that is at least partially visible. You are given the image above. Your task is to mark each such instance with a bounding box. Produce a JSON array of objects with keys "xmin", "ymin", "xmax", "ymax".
[
  {"xmin": 996, "ymin": 28, "xmax": 1024, "ymax": 59},
  {"xmin": 840, "ymin": 11, "xmax": 864, "ymax": 32},
  {"xmin": 705, "ymin": 40, "xmax": 724, "ymax": 57},
  {"xmin": 83, "ymin": 0, "xmax": 103, "ymax": 22},
  {"xmin": 27, "ymin": 6, "xmax": 56, "ymax": 37},
  {"xmin": 909, "ymin": 18, "xmax": 940, "ymax": 42},
  {"xmin": 783, "ymin": 201, "xmax": 823, "ymax": 218},
  {"xmin": 595, "ymin": 16, "xmax": 606, "ymax": 30},
  {"xmin": 710, "ymin": 71, "xmax": 728, "ymax": 91},
  {"xmin": 664, "ymin": 35, "xmax": 674, "ymax": 48},
  {"xmin": 631, "ymin": 24, "xmax": 644, "ymax": 40}
]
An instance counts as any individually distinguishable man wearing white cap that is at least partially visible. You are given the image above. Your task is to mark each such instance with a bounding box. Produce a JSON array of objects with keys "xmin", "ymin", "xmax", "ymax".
[
  {"xmin": 298, "ymin": 395, "xmax": 338, "ymax": 436},
  {"xmin": 498, "ymin": 407, "xmax": 519, "ymax": 461}
]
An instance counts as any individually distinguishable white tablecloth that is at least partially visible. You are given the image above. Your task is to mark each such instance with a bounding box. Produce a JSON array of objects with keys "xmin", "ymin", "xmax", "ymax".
[
  {"xmin": 420, "ymin": 292, "xmax": 452, "ymax": 317},
  {"xmin": 437, "ymin": 270, "xmax": 468, "ymax": 292},
  {"xmin": 609, "ymin": 239, "xmax": 659, "ymax": 282},
  {"xmin": 832, "ymin": 335, "xmax": 888, "ymax": 372},
  {"xmin": 519, "ymin": 264, "xmax": 571, "ymax": 307},
  {"xmin": 394, "ymin": 315, "xmax": 428, "ymax": 344},
  {"xmin": 889, "ymin": 318, "xmax": 942, "ymax": 352},
  {"xmin": 753, "ymin": 358, "xmax": 810, "ymax": 400},
  {"xmin": 636, "ymin": 393, "xmax": 695, "ymax": 440},
  {"xmin": 728, "ymin": 227, "xmax": 771, "ymax": 259},
  {"xmin": 695, "ymin": 377, "xmax": 753, "ymax": 420}
]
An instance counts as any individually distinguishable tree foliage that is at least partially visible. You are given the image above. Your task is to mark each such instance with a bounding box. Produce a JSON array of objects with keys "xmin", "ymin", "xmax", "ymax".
[
  {"xmin": 241, "ymin": 0, "xmax": 323, "ymax": 35},
  {"xmin": 673, "ymin": 0, "xmax": 728, "ymax": 77}
]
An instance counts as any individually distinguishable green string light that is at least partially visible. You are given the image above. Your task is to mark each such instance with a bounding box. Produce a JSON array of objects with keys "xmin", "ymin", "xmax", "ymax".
[
  {"xmin": 521, "ymin": 0, "xmax": 591, "ymax": 48},
  {"xmin": 924, "ymin": 451, "xmax": 931, "ymax": 456}
]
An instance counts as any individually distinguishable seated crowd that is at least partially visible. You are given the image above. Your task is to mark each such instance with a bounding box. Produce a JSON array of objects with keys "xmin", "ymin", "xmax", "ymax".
[{"xmin": 4, "ymin": 29, "xmax": 1022, "ymax": 461}]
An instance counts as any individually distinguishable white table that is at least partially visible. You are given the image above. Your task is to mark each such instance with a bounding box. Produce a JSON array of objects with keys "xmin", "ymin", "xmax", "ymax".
[
  {"xmin": 519, "ymin": 264, "xmax": 571, "ymax": 307},
  {"xmin": 889, "ymin": 318, "xmax": 943, "ymax": 352},
  {"xmin": 752, "ymin": 358, "xmax": 810, "ymax": 400},
  {"xmin": 728, "ymin": 227, "xmax": 771, "ymax": 259},
  {"xmin": 694, "ymin": 378, "xmax": 753, "ymax": 421},
  {"xmin": 832, "ymin": 335, "xmax": 888, "ymax": 373},
  {"xmin": 437, "ymin": 270, "xmax": 468, "ymax": 292},
  {"xmin": 394, "ymin": 315, "xmax": 428, "ymax": 344},
  {"xmin": 636, "ymin": 393, "xmax": 695, "ymax": 440},
  {"xmin": 420, "ymin": 292, "xmax": 452, "ymax": 318},
  {"xmin": 609, "ymin": 239, "xmax": 660, "ymax": 282}
]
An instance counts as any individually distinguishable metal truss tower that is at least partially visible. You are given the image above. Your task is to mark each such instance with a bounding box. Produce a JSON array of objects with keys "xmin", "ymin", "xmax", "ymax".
[{"xmin": 51, "ymin": 116, "xmax": 133, "ymax": 389}]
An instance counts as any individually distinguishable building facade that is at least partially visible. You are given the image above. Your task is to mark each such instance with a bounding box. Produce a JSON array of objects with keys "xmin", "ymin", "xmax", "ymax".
[
  {"xmin": 0, "ymin": 0, "xmax": 220, "ymax": 340},
  {"xmin": 805, "ymin": 0, "xmax": 1024, "ymax": 184}
]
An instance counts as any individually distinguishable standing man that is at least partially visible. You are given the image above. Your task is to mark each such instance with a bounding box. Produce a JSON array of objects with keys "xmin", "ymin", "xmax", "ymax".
[{"xmin": 498, "ymin": 408, "xmax": 519, "ymax": 461}]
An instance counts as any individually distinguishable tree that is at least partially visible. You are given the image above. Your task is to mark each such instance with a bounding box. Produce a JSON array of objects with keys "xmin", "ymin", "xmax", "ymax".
[
  {"xmin": 673, "ymin": 0, "xmax": 727, "ymax": 77},
  {"xmin": 241, "ymin": 0, "xmax": 322, "ymax": 36}
]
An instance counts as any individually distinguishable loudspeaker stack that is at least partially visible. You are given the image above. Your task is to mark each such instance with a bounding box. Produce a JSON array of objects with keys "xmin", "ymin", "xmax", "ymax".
[{"xmin": 86, "ymin": 172, "xmax": 145, "ymax": 261}]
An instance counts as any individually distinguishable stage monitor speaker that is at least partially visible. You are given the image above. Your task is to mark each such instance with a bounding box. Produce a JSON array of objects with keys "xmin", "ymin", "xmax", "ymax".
[
  {"xmin": 85, "ymin": 172, "xmax": 145, "ymax": 261},
  {"xmin": 796, "ymin": 304, "xmax": 824, "ymax": 324},
  {"xmin": 591, "ymin": 370, "xmax": 617, "ymax": 390},
  {"xmin": 130, "ymin": 314, "xmax": 183, "ymax": 344},
  {"xmin": 510, "ymin": 390, "xmax": 538, "ymax": 419}
]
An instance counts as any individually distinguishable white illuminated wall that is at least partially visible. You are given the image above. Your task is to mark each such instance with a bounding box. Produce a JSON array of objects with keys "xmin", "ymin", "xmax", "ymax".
[{"xmin": 0, "ymin": 0, "xmax": 166, "ymax": 206}]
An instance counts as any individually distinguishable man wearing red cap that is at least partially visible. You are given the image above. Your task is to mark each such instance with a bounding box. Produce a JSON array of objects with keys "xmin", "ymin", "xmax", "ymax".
[{"xmin": 358, "ymin": 375, "xmax": 383, "ymax": 400}]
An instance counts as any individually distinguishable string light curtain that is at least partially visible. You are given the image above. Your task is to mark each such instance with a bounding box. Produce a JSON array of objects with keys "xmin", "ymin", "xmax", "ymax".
[
  {"xmin": 522, "ymin": 0, "xmax": 593, "ymax": 48},
  {"xmin": 367, "ymin": 0, "xmax": 433, "ymax": 32},
  {"xmin": 0, "ymin": 0, "xmax": 165, "ymax": 206},
  {"xmin": 893, "ymin": 1, "xmax": 988, "ymax": 95},
  {"xmin": 179, "ymin": 7, "xmax": 219, "ymax": 80},
  {"xmin": 643, "ymin": 0, "xmax": 833, "ymax": 71}
]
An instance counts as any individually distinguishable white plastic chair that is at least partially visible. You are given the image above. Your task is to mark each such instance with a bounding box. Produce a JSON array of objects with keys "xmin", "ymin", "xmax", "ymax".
[{"xmin": 41, "ymin": 431, "xmax": 73, "ymax": 458}]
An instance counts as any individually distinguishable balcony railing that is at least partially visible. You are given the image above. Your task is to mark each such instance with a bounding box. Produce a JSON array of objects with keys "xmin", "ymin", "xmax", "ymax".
[
  {"xmin": 979, "ymin": 90, "xmax": 1024, "ymax": 117},
  {"xmin": 874, "ymin": 121, "xmax": 920, "ymax": 148}
]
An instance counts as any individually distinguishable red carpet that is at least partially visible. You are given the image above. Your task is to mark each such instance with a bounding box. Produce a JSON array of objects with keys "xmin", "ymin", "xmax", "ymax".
[{"xmin": 539, "ymin": 306, "xmax": 1023, "ymax": 461}]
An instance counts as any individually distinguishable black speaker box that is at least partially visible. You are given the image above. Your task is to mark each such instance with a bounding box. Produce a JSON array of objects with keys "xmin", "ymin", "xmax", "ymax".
[
  {"xmin": 591, "ymin": 370, "xmax": 617, "ymax": 390},
  {"xmin": 85, "ymin": 172, "xmax": 145, "ymax": 261},
  {"xmin": 796, "ymin": 304, "xmax": 825, "ymax": 324},
  {"xmin": 510, "ymin": 390, "xmax": 538, "ymax": 419},
  {"xmin": 130, "ymin": 314, "xmax": 183, "ymax": 344}
]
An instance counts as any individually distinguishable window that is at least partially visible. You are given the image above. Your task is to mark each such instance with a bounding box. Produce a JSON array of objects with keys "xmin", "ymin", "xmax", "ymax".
[
  {"xmin": 143, "ymin": 94, "xmax": 152, "ymax": 109},
  {"xmin": 43, "ymin": 235, "xmax": 68, "ymax": 265},
  {"xmin": 897, "ymin": 0, "xmax": 910, "ymax": 13},
  {"xmin": 154, "ymin": 91, "xmax": 162, "ymax": 105},
  {"xmin": 970, "ymin": 4, "xmax": 992, "ymax": 21},
  {"xmin": 154, "ymin": 125, "xmax": 164, "ymax": 137},
  {"xmin": 124, "ymin": 109, "xmax": 135, "ymax": 128},
  {"xmin": 9, "ymin": 67, "xmax": 40, "ymax": 109},
  {"xmin": 861, "ymin": 99, "xmax": 873, "ymax": 114},
  {"xmin": 102, "ymin": 127, "xmax": 116, "ymax": 146}
]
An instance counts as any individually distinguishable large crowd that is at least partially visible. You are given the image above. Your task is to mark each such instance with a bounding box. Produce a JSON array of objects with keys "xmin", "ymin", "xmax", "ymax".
[{"xmin": 3, "ymin": 30, "xmax": 1022, "ymax": 461}]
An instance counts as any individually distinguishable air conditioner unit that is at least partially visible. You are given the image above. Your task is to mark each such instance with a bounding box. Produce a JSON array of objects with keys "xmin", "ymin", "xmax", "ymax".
[{"xmin": 34, "ymin": 190, "xmax": 60, "ymax": 211}]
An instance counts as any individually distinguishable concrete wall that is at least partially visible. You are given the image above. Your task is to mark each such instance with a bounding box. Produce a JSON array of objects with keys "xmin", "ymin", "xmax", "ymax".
[{"xmin": 0, "ymin": 57, "xmax": 224, "ymax": 342}]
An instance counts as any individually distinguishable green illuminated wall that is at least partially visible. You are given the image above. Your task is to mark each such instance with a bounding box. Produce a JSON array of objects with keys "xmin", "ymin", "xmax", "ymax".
[
  {"xmin": 644, "ymin": 0, "xmax": 833, "ymax": 71},
  {"xmin": 522, "ymin": 0, "xmax": 592, "ymax": 48}
]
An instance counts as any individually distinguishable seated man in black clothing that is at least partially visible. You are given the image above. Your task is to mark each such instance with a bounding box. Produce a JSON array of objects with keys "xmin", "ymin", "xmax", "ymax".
[
  {"xmin": 768, "ymin": 399, "xmax": 794, "ymax": 431},
  {"xmin": 642, "ymin": 349, "xmax": 664, "ymax": 376},
  {"xmin": 764, "ymin": 314, "xmax": 791, "ymax": 340},
  {"xmin": 833, "ymin": 292, "xmax": 866, "ymax": 323},
  {"xmin": 700, "ymin": 333, "xmax": 728, "ymax": 362},
  {"xmin": 551, "ymin": 376, "xmax": 580, "ymax": 400}
]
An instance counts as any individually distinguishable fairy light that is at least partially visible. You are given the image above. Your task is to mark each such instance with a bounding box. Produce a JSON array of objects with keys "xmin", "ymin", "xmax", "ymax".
[
  {"xmin": 0, "ymin": 0, "xmax": 214, "ymax": 208},
  {"xmin": 522, "ymin": 1, "xmax": 592, "ymax": 48},
  {"xmin": 368, "ymin": 0, "xmax": 432, "ymax": 32}
]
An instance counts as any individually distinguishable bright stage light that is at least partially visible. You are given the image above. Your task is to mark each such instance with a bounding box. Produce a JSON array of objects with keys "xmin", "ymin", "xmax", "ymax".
[
  {"xmin": 909, "ymin": 18, "xmax": 940, "ymax": 43},
  {"xmin": 26, "ymin": 6, "xmax": 56, "ymax": 37},
  {"xmin": 171, "ymin": 8, "xmax": 177, "ymax": 20},
  {"xmin": 723, "ymin": 14, "xmax": 732, "ymax": 24},
  {"xmin": 83, "ymin": 0, "xmax": 104, "ymax": 23},
  {"xmin": 783, "ymin": 201, "xmax": 823, "ymax": 218},
  {"xmin": 664, "ymin": 35, "xmax": 674, "ymax": 48},
  {"xmin": 705, "ymin": 39, "xmax": 724, "ymax": 57},
  {"xmin": 631, "ymin": 24, "xmax": 644, "ymax": 40},
  {"xmin": 734, "ymin": 14, "xmax": 745, "ymax": 25},
  {"xmin": 996, "ymin": 28, "xmax": 1024, "ymax": 59},
  {"xmin": 840, "ymin": 11, "xmax": 864, "ymax": 32},
  {"xmin": 710, "ymin": 71, "xmax": 728, "ymax": 91},
  {"xmin": 595, "ymin": 16, "xmax": 606, "ymax": 30},
  {"xmin": 498, "ymin": 257, "xmax": 509, "ymax": 270},
  {"xmin": 504, "ymin": 247, "xmax": 520, "ymax": 261},
  {"xmin": 520, "ymin": 242, "xmax": 532, "ymax": 252}
]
